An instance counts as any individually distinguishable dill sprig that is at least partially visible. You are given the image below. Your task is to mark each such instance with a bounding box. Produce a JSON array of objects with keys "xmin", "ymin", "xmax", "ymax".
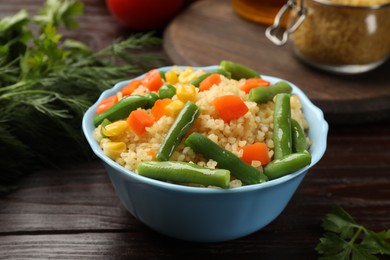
[{"xmin": 0, "ymin": 0, "xmax": 166, "ymax": 192}]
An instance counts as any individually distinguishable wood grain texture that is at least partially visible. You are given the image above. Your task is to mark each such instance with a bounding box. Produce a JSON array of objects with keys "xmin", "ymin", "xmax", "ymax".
[
  {"xmin": 163, "ymin": 0, "xmax": 390, "ymax": 124},
  {"xmin": 0, "ymin": 232, "xmax": 320, "ymax": 259},
  {"xmin": 1, "ymin": 122, "xmax": 389, "ymax": 258}
]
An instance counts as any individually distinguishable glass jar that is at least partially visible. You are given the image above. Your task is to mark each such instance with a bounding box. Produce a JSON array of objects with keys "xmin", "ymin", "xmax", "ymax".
[
  {"xmin": 266, "ymin": 0, "xmax": 390, "ymax": 74},
  {"xmin": 232, "ymin": 0, "xmax": 288, "ymax": 27}
]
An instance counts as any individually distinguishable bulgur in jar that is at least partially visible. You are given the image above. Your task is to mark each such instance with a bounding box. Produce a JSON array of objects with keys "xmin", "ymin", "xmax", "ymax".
[{"xmin": 266, "ymin": 0, "xmax": 390, "ymax": 74}]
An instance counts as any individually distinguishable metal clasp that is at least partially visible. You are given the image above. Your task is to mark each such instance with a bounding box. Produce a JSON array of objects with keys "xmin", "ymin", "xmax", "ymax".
[{"xmin": 265, "ymin": 0, "xmax": 307, "ymax": 46}]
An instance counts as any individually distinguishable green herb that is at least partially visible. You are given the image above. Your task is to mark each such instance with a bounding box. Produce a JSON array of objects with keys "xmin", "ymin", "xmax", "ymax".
[
  {"xmin": 0, "ymin": 0, "xmax": 165, "ymax": 193},
  {"xmin": 316, "ymin": 206, "xmax": 390, "ymax": 259}
]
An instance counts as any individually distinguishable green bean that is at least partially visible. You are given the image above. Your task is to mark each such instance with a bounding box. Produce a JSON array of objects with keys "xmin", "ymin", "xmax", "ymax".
[
  {"xmin": 159, "ymin": 71, "xmax": 166, "ymax": 80},
  {"xmin": 190, "ymin": 69, "xmax": 231, "ymax": 87},
  {"xmin": 273, "ymin": 93, "xmax": 292, "ymax": 160},
  {"xmin": 249, "ymin": 81, "xmax": 293, "ymax": 103},
  {"xmin": 265, "ymin": 95, "xmax": 311, "ymax": 180},
  {"xmin": 184, "ymin": 133, "xmax": 268, "ymax": 185},
  {"xmin": 93, "ymin": 95, "xmax": 147, "ymax": 126},
  {"xmin": 213, "ymin": 68, "xmax": 232, "ymax": 78},
  {"xmin": 291, "ymin": 119, "xmax": 309, "ymax": 153},
  {"xmin": 143, "ymin": 93, "xmax": 159, "ymax": 109},
  {"xmin": 156, "ymin": 101, "xmax": 200, "ymax": 161},
  {"xmin": 158, "ymin": 84, "xmax": 176, "ymax": 99},
  {"xmin": 219, "ymin": 60, "xmax": 260, "ymax": 80},
  {"xmin": 137, "ymin": 161, "xmax": 231, "ymax": 188},
  {"xmin": 264, "ymin": 152, "xmax": 312, "ymax": 180},
  {"xmin": 190, "ymin": 73, "xmax": 212, "ymax": 87}
]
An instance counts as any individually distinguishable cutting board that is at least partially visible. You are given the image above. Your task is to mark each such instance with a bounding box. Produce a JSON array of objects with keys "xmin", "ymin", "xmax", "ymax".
[{"xmin": 163, "ymin": 0, "xmax": 390, "ymax": 124}]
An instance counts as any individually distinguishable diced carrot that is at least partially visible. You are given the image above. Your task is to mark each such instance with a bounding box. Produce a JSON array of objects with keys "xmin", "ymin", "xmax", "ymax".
[
  {"xmin": 151, "ymin": 98, "xmax": 172, "ymax": 120},
  {"xmin": 240, "ymin": 142, "xmax": 271, "ymax": 166},
  {"xmin": 147, "ymin": 149, "xmax": 156, "ymax": 158},
  {"xmin": 142, "ymin": 69, "xmax": 164, "ymax": 92},
  {"xmin": 127, "ymin": 109, "xmax": 155, "ymax": 136},
  {"xmin": 240, "ymin": 78, "xmax": 270, "ymax": 93},
  {"xmin": 212, "ymin": 95, "xmax": 249, "ymax": 123},
  {"xmin": 199, "ymin": 74, "xmax": 221, "ymax": 91},
  {"xmin": 122, "ymin": 79, "xmax": 142, "ymax": 96},
  {"xmin": 96, "ymin": 95, "xmax": 118, "ymax": 114}
]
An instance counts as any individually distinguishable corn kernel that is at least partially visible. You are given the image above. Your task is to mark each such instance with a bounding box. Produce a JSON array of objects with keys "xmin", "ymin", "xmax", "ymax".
[
  {"xmin": 178, "ymin": 67, "xmax": 196, "ymax": 84},
  {"xmin": 102, "ymin": 120, "xmax": 128, "ymax": 137},
  {"xmin": 165, "ymin": 70, "xmax": 178, "ymax": 85},
  {"xmin": 102, "ymin": 141, "xmax": 126, "ymax": 160},
  {"xmin": 176, "ymin": 84, "xmax": 197, "ymax": 102},
  {"xmin": 164, "ymin": 100, "xmax": 185, "ymax": 117}
]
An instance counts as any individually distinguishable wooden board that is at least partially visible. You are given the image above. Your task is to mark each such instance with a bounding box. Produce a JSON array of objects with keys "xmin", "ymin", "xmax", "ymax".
[{"xmin": 163, "ymin": 0, "xmax": 390, "ymax": 124}]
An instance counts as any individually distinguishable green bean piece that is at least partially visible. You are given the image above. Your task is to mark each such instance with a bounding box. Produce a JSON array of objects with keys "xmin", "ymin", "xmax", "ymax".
[
  {"xmin": 184, "ymin": 133, "xmax": 268, "ymax": 185},
  {"xmin": 190, "ymin": 73, "xmax": 212, "ymax": 87},
  {"xmin": 93, "ymin": 95, "xmax": 147, "ymax": 126},
  {"xmin": 143, "ymin": 93, "xmax": 159, "ymax": 109},
  {"xmin": 264, "ymin": 152, "xmax": 312, "ymax": 180},
  {"xmin": 273, "ymin": 93, "xmax": 292, "ymax": 160},
  {"xmin": 249, "ymin": 81, "xmax": 293, "ymax": 103},
  {"xmin": 156, "ymin": 101, "xmax": 201, "ymax": 161},
  {"xmin": 158, "ymin": 84, "xmax": 176, "ymax": 99},
  {"xmin": 291, "ymin": 119, "xmax": 309, "ymax": 153},
  {"xmin": 214, "ymin": 68, "xmax": 232, "ymax": 78},
  {"xmin": 219, "ymin": 60, "xmax": 260, "ymax": 80},
  {"xmin": 159, "ymin": 71, "xmax": 166, "ymax": 80},
  {"xmin": 137, "ymin": 161, "xmax": 231, "ymax": 188},
  {"xmin": 190, "ymin": 69, "xmax": 231, "ymax": 87}
]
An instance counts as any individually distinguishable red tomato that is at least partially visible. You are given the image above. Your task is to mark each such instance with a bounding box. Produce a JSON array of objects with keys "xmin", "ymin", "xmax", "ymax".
[{"xmin": 105, "ymin": 0, "xmax": 184, "ymax": 31}]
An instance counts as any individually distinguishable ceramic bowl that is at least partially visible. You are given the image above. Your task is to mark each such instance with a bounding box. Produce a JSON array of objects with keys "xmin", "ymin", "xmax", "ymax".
[{"xmin": 82, "ymin": 65, "xmax": 328, "ymax": 242}]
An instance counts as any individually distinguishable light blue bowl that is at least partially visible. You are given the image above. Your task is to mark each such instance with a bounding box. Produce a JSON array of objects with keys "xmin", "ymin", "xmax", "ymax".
[{"xmin": 82, "ymin": 65, "xmax": 328, "ymax": 242}]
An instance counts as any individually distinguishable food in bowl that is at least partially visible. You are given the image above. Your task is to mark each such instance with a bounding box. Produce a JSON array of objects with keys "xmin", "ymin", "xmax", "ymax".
[
  {"xmin": 82, "ymin": 61, "xmax": 328, "ymax": 242},
  {"xmin": 92, "ymin": 60, "xmax": 311, "ymax": 188}
]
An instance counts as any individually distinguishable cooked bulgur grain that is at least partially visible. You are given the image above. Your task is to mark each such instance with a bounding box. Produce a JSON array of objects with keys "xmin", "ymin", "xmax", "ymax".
[
  {"xmin": 290, "ymin": 0, "xmax": 390, "ymax": 65},
  {"xmin": 94, "ymin": 66, "xmax": 309, "ymax": 186}
]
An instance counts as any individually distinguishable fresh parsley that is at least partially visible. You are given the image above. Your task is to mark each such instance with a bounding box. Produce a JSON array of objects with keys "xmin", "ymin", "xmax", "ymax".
[
  {"xmin": 0, "ymin": 0, "xmax": 165, "ymax": 192},
  {"xmin": 316, "ymin": 206, "xmax": 390, "ymax": 260}
]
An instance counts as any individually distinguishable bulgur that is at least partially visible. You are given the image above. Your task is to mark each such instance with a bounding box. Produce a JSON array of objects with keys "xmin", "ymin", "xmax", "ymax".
[
  {"xmin": 290, "ymin": 0, "xmax": 390, "ymax": 66},
  {"xmin": 93, "ymin": 66, "xmax": 309, "ymax": 187}
]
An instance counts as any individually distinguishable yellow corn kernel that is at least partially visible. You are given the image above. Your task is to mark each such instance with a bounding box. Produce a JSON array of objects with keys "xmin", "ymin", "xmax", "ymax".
[
  {"xmin": 178, "ymin": 67, "xmax": 196, "ymax": 84},
  {"xmin": 165, "ymin": 70, "xmax": 178, "ymax": 85},
  {"xmin": 102, "ymin": 141, "xmax": 126, "ymax": 160},
  {"xmin": 102, "ymin": 120, "xmax": 128, "ymax": 137},
  {"xmin": 164, "ymin": 100, "xmax": 185, "ymax": 117},
  {"xmin": 176, "ymin": 84, "xmax": 197, "ymax": 102},
  {"xmin": 178, "ymin": 67, "xmax": 205, "ymax": 84}
]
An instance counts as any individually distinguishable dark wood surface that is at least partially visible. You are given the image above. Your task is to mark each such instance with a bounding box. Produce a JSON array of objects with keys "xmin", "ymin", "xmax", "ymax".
[
  {"xmin": 164, "ymin": 0, "xmax": 390, "ymax": 124},
  {"xmin": 1, "ymin": 0, "xmax": 389, "ymax": 259}
]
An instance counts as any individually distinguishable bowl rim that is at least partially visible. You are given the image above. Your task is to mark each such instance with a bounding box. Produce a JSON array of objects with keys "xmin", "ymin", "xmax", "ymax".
[{"xmin": 82, "ymin": 65, "xmax": 329, "ymax": 194}]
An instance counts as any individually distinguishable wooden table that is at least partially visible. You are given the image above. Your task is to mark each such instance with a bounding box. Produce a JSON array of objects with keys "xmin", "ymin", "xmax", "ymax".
[
  {"xmin": 163, "ymin": 0, "xmax": 390, "ymax": 124},
  {"xmin": 1, "ymin": 0, "xmax": 389, "ymax": 259}
]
